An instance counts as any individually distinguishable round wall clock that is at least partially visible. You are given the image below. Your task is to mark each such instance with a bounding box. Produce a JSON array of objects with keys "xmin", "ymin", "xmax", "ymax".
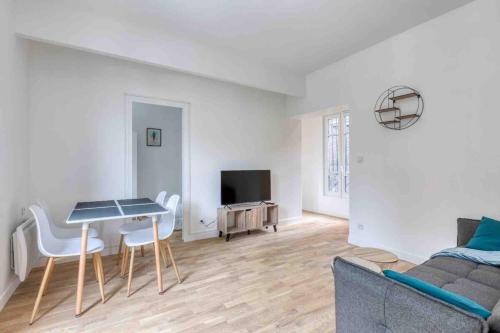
[{"xmin": 374, "ymin": 85, "xmax": 424, "ymax": 130}]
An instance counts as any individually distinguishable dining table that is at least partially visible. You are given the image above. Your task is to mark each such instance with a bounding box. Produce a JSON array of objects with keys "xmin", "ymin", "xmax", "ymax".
[{"xmin": 66, "ymin": 198, "xmax": 168, "ymax": 317}]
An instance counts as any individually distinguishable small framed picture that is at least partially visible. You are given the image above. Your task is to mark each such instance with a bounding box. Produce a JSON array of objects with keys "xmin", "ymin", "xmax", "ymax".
[{"xmin": 146, "ymin": 128, "xmax": 162, "ymax": 147}]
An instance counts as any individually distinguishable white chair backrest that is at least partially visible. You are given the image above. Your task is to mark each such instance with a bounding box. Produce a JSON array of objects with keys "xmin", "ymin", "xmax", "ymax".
[
  {"xmin": 36, "ymin": 199, "xmax": 64, "ymax": 238},
  {"xmin": 166, "ymin": 194, "xmax": 180, "ymax": 217},
  {"xmin": 159, "ymin": 194, "xmax": 180, "ymax": 239},
  {"xmin": 155, "ymin": 191, "xmax": 167, "ymax": 206},
  {"xmin": 29, "ymin": 205, "xmax": 61, "ymax": 257}
]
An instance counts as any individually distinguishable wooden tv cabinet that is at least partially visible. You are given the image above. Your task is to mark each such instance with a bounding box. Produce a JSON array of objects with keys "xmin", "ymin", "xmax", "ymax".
[{"xmin": 217, "ymin": 203, "xmax": 278, "ymax": 241}]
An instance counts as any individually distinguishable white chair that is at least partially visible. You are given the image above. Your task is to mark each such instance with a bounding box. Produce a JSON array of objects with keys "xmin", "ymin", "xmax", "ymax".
[
  {"xmin": 28, "ymin": 205, "xmax": 105, "ymax": 324},
  {"xmin": 36, "ymin": 199, "xmax": 99, "ymax": 239},
  {"xmin": 122, "ymin": 195, "xmax": 182, "ymax": 296},
  {"xmin": 116, "ymin": 191, "xmax": 167, "ymax": 261}
]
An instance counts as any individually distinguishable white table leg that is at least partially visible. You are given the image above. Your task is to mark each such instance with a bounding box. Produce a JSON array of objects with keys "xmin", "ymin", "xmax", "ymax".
[
  {"xmin": 75, "ymin": 223, "xmax": 89, "ymax": 316},
  {"xmin": 152, "ymin": 216, "xmax": 163, "ymax": 293}
]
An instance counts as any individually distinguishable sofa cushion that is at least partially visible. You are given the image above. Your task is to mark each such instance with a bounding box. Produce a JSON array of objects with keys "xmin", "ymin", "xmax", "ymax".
[
  {"xmin": 405, "ymin": 264, "xmax": 460, "ymax": 287},
  {"xmin": 469, "ymin": 265, "xmax": 500, "ymax": 290},
  {"xmin": 406, "ymin": 257, "xmax": 500, "ymax": 312},
  {"xmin": 424, "ymin": 256, "xmax": 478, "ymax": 277},
  {"xmin": 384, "ymin": 270, "xmax": 491, "ymax": 319},
  {"xmin": 442, "ymin": 278, "xmax": 500, "ymax": 309},
  {"xmin": 466, "ymin": 216, "xmax": 500, "ymax": 251}
]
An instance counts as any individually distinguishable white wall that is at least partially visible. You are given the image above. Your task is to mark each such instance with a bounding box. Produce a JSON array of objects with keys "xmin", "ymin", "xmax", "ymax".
[
  {"xmin": 301, "ymin": 116, "xmax": 349, "ymax": 218},
  {"xmin": 287, "ymin": 0, "xmax": 500, "ymax": 263},
  {"xmin": 14, "ymin": 0, "xmax": 304, "ymax": 97},
  {"xmin": 28, "ymin": 42, "xmax": 302, "ymax": 248},
  {"xmin": 0, "ymin": 0, "xmax": 29, "ymax": 309},
  {"xmin": 132, "ymin": 103, "xmax": 182, "ymax": 200}
]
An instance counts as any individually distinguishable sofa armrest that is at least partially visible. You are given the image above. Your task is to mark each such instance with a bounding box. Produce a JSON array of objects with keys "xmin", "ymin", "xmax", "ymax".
[
  {"xmin": 457, "ymin": 218, "xmax": 481, "ymax": 247},
  {"xmin": 333, "ymin": 257, "xmax": 487, "ymax": 333}
]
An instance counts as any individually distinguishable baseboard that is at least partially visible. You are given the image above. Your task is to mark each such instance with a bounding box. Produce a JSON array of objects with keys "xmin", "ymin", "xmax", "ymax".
[
  {"xmin": 302, "ymin": 209, "xmax": 349, "ymax": 220},
  {"xmin": 348, "ymin": 234, "xmax": 427, "ymax": 265},
  {"xmin": 0, "ymin": 275, "xmax": 21, "ymax": 311},
  {"xmin": 102, "ymin": 245, "xmax": 119, "ymax": 256},
  {"xmin": 279, "ymin": 215, "xmax": 303, "ymax": 224},
  {"xmin": 183, "ymin": 216, "xmax": 303, "ymax": 240},
  {"xmin": 183, "ymin": 230, "xmax": 219, "ymax": 242}
]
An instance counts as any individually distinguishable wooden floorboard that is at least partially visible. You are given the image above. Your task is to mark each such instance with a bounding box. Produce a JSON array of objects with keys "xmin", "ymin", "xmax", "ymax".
[{"xmin": 0, "ymin": 212, "xmax": 413, "ymax": 332}]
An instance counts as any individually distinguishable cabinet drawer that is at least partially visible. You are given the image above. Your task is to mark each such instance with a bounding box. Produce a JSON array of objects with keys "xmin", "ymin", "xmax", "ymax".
[
  {"xmin": 245, "ymin": 209, "xmax": 260, "ymax": 229},
  {"xmin": 236, "ymin": 211, "xmax": 246, "ymax": 230}
]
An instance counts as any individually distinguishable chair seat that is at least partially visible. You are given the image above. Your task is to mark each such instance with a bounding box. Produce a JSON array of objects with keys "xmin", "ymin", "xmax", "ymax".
[
  {"xmin": 124, "ymin": 226, "xmax": 170, "ymax": 247},
  {"xmin": 119, "ymin": 219, "xmax": 152, "ymax": 235},
  {"xmin": 54, "ymin": 227, "xmax": 99, "ymax": 239},
  {"xmin": 48, "ymin": 237, "xmax": 104, "ymax": 257}
]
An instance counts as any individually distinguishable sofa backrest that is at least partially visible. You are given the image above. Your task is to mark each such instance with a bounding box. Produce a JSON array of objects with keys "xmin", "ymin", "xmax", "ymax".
[{"xmin": 457, "ymin": 218, "xmax": 481, "ymax": 247}]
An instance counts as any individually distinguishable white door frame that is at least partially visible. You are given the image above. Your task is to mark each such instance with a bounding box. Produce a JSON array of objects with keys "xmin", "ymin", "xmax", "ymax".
[{"xmin": 124, "ymin": 94, "xmax": 191, "ymax": 241}]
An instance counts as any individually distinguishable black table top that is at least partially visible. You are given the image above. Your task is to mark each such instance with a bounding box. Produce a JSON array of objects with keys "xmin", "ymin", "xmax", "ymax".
[{"xmin": 67, "ymin": 198, "xmax": 167, "ymax": 224}]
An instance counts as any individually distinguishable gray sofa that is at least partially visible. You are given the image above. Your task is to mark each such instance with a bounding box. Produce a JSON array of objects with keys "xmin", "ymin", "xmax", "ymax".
[{"xmin": 333, "ymin": 218, "xmax": 500, "ymax": 333}]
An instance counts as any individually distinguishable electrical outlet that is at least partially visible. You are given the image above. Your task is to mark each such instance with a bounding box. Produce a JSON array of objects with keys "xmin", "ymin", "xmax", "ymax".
[
  {"xmin": 357, "ymin": 223, "xmax": 364, "ymax": 231},
  {"xmin": 20, "ymin": 206, "xmax": 27, "ymax": 217},
  {"xmin": 200, "ymin": 218, "xmax": 216, "ymax": 227}
]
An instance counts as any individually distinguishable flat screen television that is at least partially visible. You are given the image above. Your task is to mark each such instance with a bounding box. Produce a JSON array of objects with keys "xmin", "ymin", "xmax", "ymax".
[{"xmin": 221, "ymin": 170, "xmax": 271, "ymax": 205}]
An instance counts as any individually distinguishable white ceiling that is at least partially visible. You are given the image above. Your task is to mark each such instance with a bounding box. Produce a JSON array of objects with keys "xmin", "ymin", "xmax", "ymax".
[{"xmin": 79, "ymin": 0, "xmax": 474, "ymax": 75}]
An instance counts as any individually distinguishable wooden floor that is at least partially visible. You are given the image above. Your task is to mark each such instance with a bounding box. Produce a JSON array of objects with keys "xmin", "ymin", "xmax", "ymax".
[{"xmin": 0, "ymin": 212, "xmax": 413, "ymax": 332}]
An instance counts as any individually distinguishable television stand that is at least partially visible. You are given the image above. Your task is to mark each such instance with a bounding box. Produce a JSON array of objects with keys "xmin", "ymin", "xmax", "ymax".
[
  {"xmin": 217, "ymin": 203, "xmax": 279, "ymax": 241},
  {"xmin": 224, "ymin": 202, "xmax": 263, "ymax": 210}
]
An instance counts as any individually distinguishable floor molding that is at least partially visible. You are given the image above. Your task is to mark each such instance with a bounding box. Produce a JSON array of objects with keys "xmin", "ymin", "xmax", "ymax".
[
  {"xmin": 348, "ymin": 235, "xmax": 427, "ymax": 264},
  {"xmin": 184, "ymin": 216, "xmax": 303, "ymax": 240},
  {"xmin": 183, "ymin": 229, "xmax": 219, "ymax": 242},
  {"xmin": 279, "ymin": 215, "xmax": 303, "ymax": 224},
  {"xmin": 302, "ymin": 209, "xmax": 349, "ymax": 220},
  {"xmin": 0, "ymin": 275, "xmax": 21, "ymax": 311}
]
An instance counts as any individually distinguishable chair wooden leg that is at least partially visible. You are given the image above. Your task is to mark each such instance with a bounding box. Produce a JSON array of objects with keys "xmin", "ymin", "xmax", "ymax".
[
  {"xmin": 152, "ymin": 216, "xmax": 163, "ymax": 293},
  {"xmin": 117, "ymin": 235, "xmax": 124, "ymax": 265},
  {"xmin": 163, "ymin": 241, "xmax": 171, "ymax": 267},
  {"xmin": 121, "ymin": 246, "xmax": 129, "ymax": 278},
  {"xmin": 93, "ymin": 255, "xmax": 99, "ymax": 282},
  {"xmin": 75, "ymin": 225, "xmax": 89, "ymax": 316},
  {"xmin": 93, "ymin": 253, "xmax": 105, "ymax": 303},
  {"xmin": 30, "ymin": 257, "xmax": 55, "ymax": 324},
  {"xmin": 127, "ymin": 247, "xmax": 135, "ymax": 297},
  {"xmin": 159, "ymin": 243, "xmax": 168, "ymax": 268},
  {"xmin": 165, "ymin": 240, "xmax": 182, "ymax": 283},
  {"xmin": 122, "ymin": 246, "xmax": 130, "ymax": 278},
  {"xmin": 42, "ymin": 258, "xmax": 55, "ymax": 296},
  {"xmin": 97, "ymin": 251, "xmax": 106, "ymax": 285},
  {"xmin": 141, "ymin": 245, "xmax": 144, "ymax": 257}
]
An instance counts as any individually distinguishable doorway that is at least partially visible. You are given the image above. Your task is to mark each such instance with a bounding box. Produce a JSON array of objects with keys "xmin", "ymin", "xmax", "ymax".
[
  {"xmin": 300, "ymin": 106, "xmax": 350, "ymax": 219},
  {"xmin": 125, "ymin": 95, "xmax": 190, "ymax": 239}
]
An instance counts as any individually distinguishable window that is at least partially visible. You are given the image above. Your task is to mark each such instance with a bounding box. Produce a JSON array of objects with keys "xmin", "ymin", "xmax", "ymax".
[{"xmin": 324, "ymin": 112, "xmax": 350, "ymax": 197}]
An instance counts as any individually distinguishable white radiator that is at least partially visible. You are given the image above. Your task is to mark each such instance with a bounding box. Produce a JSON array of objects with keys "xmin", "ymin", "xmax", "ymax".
[{"xmin": 10, "ymin": 217, "xmax": 40, "ymax": 282}]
